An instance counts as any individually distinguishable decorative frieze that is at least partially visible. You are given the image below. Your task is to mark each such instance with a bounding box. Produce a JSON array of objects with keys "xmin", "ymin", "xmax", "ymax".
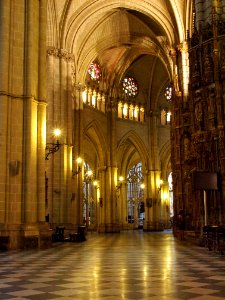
[{"xmin": 47, "ymin": 47, "xmax": 74, "ymax": 62}]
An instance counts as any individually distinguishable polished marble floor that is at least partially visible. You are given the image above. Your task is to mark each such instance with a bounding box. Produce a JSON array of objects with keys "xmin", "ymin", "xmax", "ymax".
[{"xmin": 0, "ymin": 230, "xmax": 225, "ymax": 300}]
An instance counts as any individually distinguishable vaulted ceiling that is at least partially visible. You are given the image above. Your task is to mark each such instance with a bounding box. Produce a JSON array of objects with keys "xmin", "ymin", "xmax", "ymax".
[{"xmin": 47, "ymin": 0, "xmax": 193, "ymax": 109}]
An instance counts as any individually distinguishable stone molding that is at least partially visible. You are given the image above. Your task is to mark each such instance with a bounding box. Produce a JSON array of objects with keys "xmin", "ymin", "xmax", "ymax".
[
  {"xmin": 0, "ymin": 91, "xmax": 46, "ymax": 103},
  {"xmin": 47, "ymin": 47, "xmax": 75, "ymax": 62}
]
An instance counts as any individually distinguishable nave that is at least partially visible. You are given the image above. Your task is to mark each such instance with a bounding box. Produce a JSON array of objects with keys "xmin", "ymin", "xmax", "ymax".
[{"xmin": 0, "ymin": 231, "xmax": 225, "ymax": 300}]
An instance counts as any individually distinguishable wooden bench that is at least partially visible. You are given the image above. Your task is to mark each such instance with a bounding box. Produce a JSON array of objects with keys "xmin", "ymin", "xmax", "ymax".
[
  {"xmin": 52, "ymin": 226, "xmax": 65, "ymax": 242},
  {"xmin": 0, "ymin": 236, "xmax": 9, "ymax": 250},
  {"xmin": 69, "ymin": 226, "xmax": 86, "ymax": 242},
  {"xmin": 69, "ymin": 233, "xmax": 79, "ymax": 242}
]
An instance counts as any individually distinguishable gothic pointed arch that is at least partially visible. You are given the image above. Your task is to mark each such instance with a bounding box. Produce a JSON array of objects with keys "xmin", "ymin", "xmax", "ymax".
[
  {"xmin": 117, "ymin": 130, "xmax": 149, "ymax": 176},
  {"xmin": 57, "ymin": 0, "xmax": 182, "ymax": 86},
  {"xmin": 83, "ymin": 120, "xmax": 107, "ymax": 167},
  {"xmin": 159, "ymin": 140, "xmax": 171, "ymax": 179},
  {"xmin": 62, "ymin": 0, "xmax": 179, "ymax": 50}
]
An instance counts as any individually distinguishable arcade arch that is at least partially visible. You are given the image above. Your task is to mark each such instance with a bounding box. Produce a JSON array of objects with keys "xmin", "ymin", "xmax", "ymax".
[{"xmin": 45, "ymin": 0, "xmax": 186, "ymax": 233}]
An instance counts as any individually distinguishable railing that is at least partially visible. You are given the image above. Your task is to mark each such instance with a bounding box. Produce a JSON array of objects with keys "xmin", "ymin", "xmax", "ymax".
[
  {"xmin": 203, "ymin": 225, "xmax": 225, "ymax": 255},
  {"xmin": 117, "ymin": 101, "xmax": 145, "ymax": 122}
]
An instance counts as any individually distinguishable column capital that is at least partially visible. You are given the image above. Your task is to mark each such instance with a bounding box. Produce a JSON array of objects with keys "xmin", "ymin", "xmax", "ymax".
[
  {"xmin": 177, "ymin": 41, "xmax": 188, "ymax": 53},
  {"xmin": 47, "ymin": 47, "xmax": 74, "ymax": 62}
]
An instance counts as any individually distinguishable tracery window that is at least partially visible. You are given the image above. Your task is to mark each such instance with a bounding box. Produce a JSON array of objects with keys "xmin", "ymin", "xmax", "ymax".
[
  {"xmin": 160, "ymin": 109, "xmax": 171, "ymax": 125},
  {"xmin": 117, "ymin": 101, "xmax": 144, "ymax": 122},
  {"xmin": 83, "ymin": 162, "xmax": 95, "ymax": 227},
  {"xmin": 164, "ymin": 85, "xmax": 172, "ymax": 101},
  {"xmin": 123, "ymin": 103, "xmax": 128, "ymax": 118},
  {"xmin": 82, "ymin": 87, "xmax": 105, "ymax": 112},
  {"xmin": 127, "ymin": 163, "xmax": 144, "ymax": 226},
  {"xmin": 88, "ymin": 62, "xmax": 101, "ymax": 81},
  {"xmin": 122, "ymin": 77, "xmax": 138, "ymax": 97}
]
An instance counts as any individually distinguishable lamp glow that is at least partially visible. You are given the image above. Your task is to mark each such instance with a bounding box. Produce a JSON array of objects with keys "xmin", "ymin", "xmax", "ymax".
[
  {"xmin": 87, "ymin": 170, "xmax": 93, "ymax": 177},
  {"xmin": 116, "ymin": 176, "xmax": 124, "ymax": 191},
  {"xmin": 140, "ymin": 183, "xmax": 145, "ymax": 189},
  {"xmin": 54, "ymin": 128, "xmax": 61, "ymax": 137},
  {"xmin": 45, "ymin": 128, "xmax": 61, "ymax": 160},
  {"xmin": 77, "ymin": 157, "xmax": 82, "ymax": 164},
  {"xmin": 72, "ymin": 157, "xmax": 83, "ymax": 177}
]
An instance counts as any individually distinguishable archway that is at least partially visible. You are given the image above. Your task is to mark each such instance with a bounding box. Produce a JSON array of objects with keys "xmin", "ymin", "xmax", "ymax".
[{"xmin": 127, "ymin": 162, "xmax": 145, "ymax": 229}]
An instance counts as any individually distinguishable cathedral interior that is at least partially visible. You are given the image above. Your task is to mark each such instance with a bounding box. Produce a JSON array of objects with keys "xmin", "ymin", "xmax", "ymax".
[{"xmin": 1, "ymin": 0, "xmax": 225, "ymax": 250}]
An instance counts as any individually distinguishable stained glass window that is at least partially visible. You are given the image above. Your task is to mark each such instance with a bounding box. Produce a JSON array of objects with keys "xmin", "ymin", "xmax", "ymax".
[
  {"xmin": 88, "ymin": 62, "xmax": 101, "ymax": 81},
  {"xmin": 164, "ymin": 85, "xmax": 172, "ymax": 101},
  {"xmin": 122, "ymin": 77, "xmax": 138, "ymax": 97},
  {"xmin": 127, "ymin": 163, "xmax": 144, "ymax": 226}
]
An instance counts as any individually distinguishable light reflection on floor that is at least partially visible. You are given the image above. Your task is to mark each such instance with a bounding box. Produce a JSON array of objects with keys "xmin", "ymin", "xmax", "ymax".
[{"xmin": 0, "ymin": 230, "xmax": 224, "ymax": 299}]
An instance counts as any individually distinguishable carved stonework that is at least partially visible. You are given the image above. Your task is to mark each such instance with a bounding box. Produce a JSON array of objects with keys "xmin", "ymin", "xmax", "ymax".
[
  {"xmin": 207, "ymin": 84, "xmax": 217, "ymax": 129},
  {"xmin": 220, "ymin": 40, "xmax": 225, "ymax": 79},
  {"xmin": 71, "ymin": 65, "xmax": 76, "ymax": 85},
  {"xmin": 106, "ymin": 98, "xmax": 117, "ymax": 113},
  {"xmin": 201, "ymin": 22, "xmax": 213, "ymax": 42},
  {"xmin": 47, "ymin": 47, "xmax": 75, "ymax": 62},
  {"xmin": 218, "ymin": 133, "xmax": 225, "ymax": 156},
  {"xmin": 203, "ymin": 42, "xmax": 214, "ymax": 84},
  {"xmin": 190, "ymin": 49, "xmax": 201, "ymax": 89},
  {"xmin": 218, "ymin": 20, "xmax": 225, "ymax": 35},
  {"xmin": 183, "ymin": 135, "xmax": 191, "ymax": 162},
  {"xmin": 177, "ymin": 42, "xmax": 188, "ymax": 53},
  {"xmin": 182, "ymin": 112, "xmax": 191, "ymax": 127},
  {"xmin": 172, "ymin": 15, "xmax": 225, "ymax": 238},
  {"xmin": 194, "ymin": 101, "xmax": 203, "ymax": 123},
  {"xmin": 190, "ymin": 27, "xmax": 199, "ymax": 47}
]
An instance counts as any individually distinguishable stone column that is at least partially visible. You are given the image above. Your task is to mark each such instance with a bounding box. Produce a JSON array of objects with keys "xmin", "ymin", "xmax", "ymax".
[
  {"xmin": 143, "ymin": 171, "xmax": 151, "ymax": 230},
  {"xmin": 177, "ymin": 42, "xmax": 189, "ymax": 102},
  {"xmin": 23, "ymin": 0, "xmax": 40, "ymax": 224},
  {"xmin": 98, "ymin": 98, "xmax": 119, "ymax": 232},
  {"xmin": 120, "ymin": 182, "xmax": 127, "ymax": 229},
  {"xmin": 73, "ymin": 83, "xmax": 84, "ymax": 227},
  {"xmin": 37, "ymin": 102, "xmax": 47, "ymax": 222},
  {"xmin": 109, "ymin": 99, "xmax": 120, "ymax": 232},
  {"xmin": 0, "ymin": 1, "xmax": 10, "ymax": 221},
  {"xmin": 46, "ymin": 48, "xmax": 74, "ymax": 227},
  {"xmin": 0, "ymin": 0, "xmax": 51, "ymax": 249},
  {"xmin": 98, "ymin": 167, "xmax": 106, "ymax": 230},
  {"xmin": 37, "ymin": 0, "xmax": 47, "ymax": 223},
  {"xmin": 144, "ymin": 112, "xmax": 163, "ymax": 231}
]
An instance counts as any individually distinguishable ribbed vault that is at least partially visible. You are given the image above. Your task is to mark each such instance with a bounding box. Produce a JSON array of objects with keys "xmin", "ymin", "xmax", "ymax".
[{"xmin": 47, "ymin": 0, "xmax": 193, "ymax": 112}]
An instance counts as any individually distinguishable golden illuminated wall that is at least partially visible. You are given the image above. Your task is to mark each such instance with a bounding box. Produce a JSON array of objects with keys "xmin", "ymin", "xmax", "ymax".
[
  {"xmin": 46, "ymin": 48, "xmax": 74, "ymax": 224},
  {"xmin": 0, "ymin": 0, "xmax": 50, "ymax": 249},
  {"xmin": 0, "ymin": 0, "xmax": 190, "ymax": 248}
]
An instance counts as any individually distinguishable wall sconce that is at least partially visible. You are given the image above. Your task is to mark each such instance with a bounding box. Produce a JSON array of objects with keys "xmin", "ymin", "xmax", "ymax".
[
  {"xmin": 116, "ymin": 176, "xmax": 124, "ymax": 190},
  {"xmin": 158, "ymin": 179, "xmax": 163, "ymax": 192},
  {"xmin": 83, "ymin": 169, "xmax": 94, "ymax": 183},
  {"xmin": 93, "ymin": 180, "xmax": 99, "ymax": 189},
  {"xmin": 72, "ymin": 157, "xmax": 82, "ymax": 177},
  {"xmin": 86, "ymin": 170, "xmax": 93, "ymax": 180},
  {"xmin": 140, "ymin": 183, "xmax": 145, "ymax": 189},
  {"xmin": 45, "ymin": 129, "xmax": 61, "ymax": 160}
]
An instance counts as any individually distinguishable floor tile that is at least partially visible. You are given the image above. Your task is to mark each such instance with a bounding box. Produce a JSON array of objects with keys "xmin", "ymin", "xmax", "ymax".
[{"xmin": 0, "ymin": 230, "xmax": 224, "ymax": 299}]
